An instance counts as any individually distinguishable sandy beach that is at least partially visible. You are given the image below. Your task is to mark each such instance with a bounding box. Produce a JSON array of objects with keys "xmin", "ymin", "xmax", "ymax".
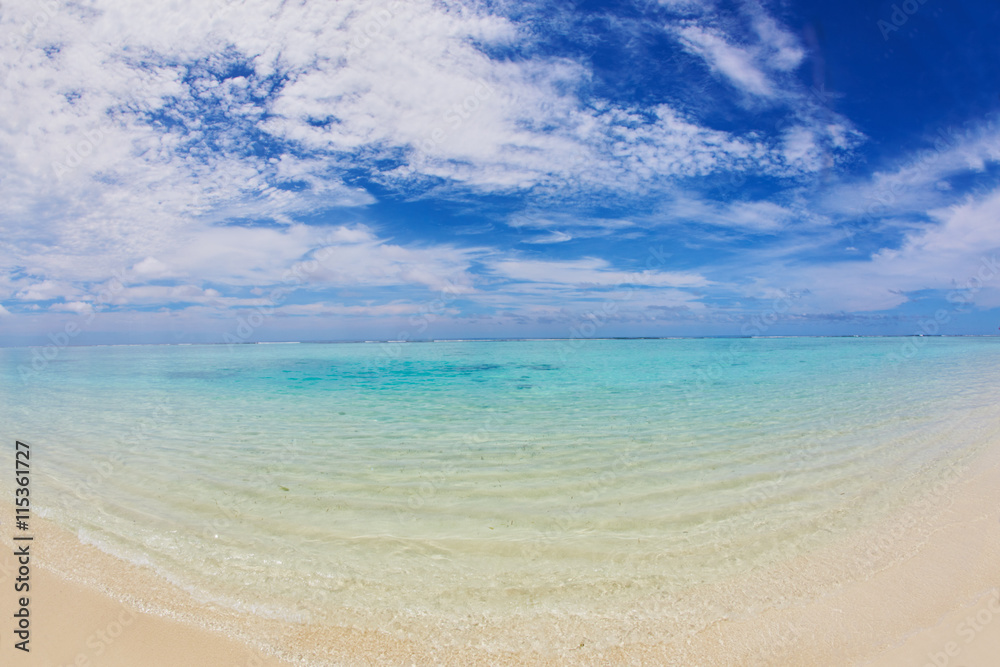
[
  {"xmin": 0, "ymin": 558, "xmax": 287, "ymax": 667},
  {"xmin": 2, "ymin": 434, "xmax": 999, "ymax": 667}
]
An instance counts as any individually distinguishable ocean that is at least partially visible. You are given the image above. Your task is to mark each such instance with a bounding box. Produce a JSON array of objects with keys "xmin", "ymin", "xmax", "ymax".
[{"xmin": 2, "ymin": 337, "xmax": 999, "ymax": 658}]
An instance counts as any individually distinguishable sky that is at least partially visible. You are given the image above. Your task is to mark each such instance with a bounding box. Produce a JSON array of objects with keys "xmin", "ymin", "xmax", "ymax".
[{"xmin": 2, "ymin": 0, "xmax": 1000, "ymax": 345}]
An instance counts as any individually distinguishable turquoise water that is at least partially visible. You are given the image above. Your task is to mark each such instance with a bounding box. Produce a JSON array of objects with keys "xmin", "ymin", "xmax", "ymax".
[{"xmin": 2, "ymin": 338, "xmax": 1000, "ymax": 650}]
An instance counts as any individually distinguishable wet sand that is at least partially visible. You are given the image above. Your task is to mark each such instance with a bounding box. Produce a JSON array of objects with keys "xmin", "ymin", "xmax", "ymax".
[{"xmin": 2, "ymin": 441, "xmax": 999, "ymax": 666}]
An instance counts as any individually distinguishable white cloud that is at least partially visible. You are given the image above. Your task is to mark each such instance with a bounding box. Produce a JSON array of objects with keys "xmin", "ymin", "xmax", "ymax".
[
  {"xmin": 102, "ymin": 284, "xmax": 223, "ymax": 306},
  {"xmin": 303, "ymin": 236, "xmax": 481, "ymax": 293},
  {"xmin": 3, "ymin": 219, "xmax": 479, "ymax": 312},
  {"xmin": 14, "ymin": 280, "xmax": 81, "ymax": 302},
  {"xmin": 765, "ymin": 186, "xmax": 1000, "ymax": 313},
  {"xmin": 508, "ymin": 213, "xmax": 635, "ymax": 231},
  {"xmin": 520, "ymin": 231, "xmax": 573, "ymax": 244},
  {"xmin": 780, "ymin": 126, "xmax": 822, "ymax": 172},
  {"xmin": 489, "ymin": 257, "xmax": 709, "ymax": 288},
  {"xmin": 821, "ymin": 115, "xmax": 1000, "ymax": 222},
  {"xmin": 131, "ymin": 257, "xmax": 172, "ymax": 279},
  {"xmin": 873, "ymin": 190, "xmax": 1000, "ymax": 282},
  {"xmin": 139, "ymin": 224, "xmax": 327, "ymax": 285},
  {"xmin": 275, "ymin": 302, "xmax": 452, "ymax": 317},
  {"xmin": 50, "ymin": 301, "xmax": 95, "ymax": 314},
  {"xmin": 507, "ymin": 213, "xmax": 638, "ymax": 243},
  {"xmin": 746, "ymin": 6, "xmax": 805, "ymax": 72},
  {"xmin": 674, "ymin": 25, "xmax": 775, "ymax": 98},
  {"xmin": 469, "ymin": 284, "xmax": 707, "ymax": 322},
  {"xmin": 669, "ymin": 1, "xmax": 806, "ymax": 99},
  {"xmin": 665, "ymin": 4, "xmax": 860, "ymax": 177},
  {"xmin": 663, "ymin": 196, "xmax": 801, "ymax": 232}
]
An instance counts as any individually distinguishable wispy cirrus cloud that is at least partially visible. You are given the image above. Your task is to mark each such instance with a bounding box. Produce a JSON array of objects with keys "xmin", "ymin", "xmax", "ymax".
[
  {"xmin": 674, "ymin": 24, "xmax": 778, "ymax": 98},
  {"xmin": 661, "ymin": 196, "xmax": 807, "ymax": 232},
  {"xmin": 488, "ymin": 257, "xmax": 710, "ymax": 289},
  {"xmin": 669, "ymin": 0, "xmax": 807, "ymax": 102},
  {"xmin": 738, "ymin": 171, "xmax": 1000, "ymax": 314}
]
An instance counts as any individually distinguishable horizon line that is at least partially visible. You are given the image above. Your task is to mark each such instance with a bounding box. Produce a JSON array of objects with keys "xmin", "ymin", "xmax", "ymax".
[{"xmin": 2, "ymin": 333, "xmax": 1000, "ymax": 350}]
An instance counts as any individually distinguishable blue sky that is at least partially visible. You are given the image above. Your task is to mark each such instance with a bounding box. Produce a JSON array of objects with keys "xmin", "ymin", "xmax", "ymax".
[{"xmin": 2, "ymin": 0, "xmax": 1000, "ymax": 344}]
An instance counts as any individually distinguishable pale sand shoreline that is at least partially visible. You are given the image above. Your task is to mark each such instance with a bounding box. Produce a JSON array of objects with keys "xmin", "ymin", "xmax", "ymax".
[{"xmin": 2, "ymin": 440, "xmax": 1000, "ymax": 666}]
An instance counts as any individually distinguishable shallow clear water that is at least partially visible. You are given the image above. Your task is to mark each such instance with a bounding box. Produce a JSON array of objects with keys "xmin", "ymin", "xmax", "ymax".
[{"xmin": 2, "ymin": 338, "xmax": 999, "ymax": 644}]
